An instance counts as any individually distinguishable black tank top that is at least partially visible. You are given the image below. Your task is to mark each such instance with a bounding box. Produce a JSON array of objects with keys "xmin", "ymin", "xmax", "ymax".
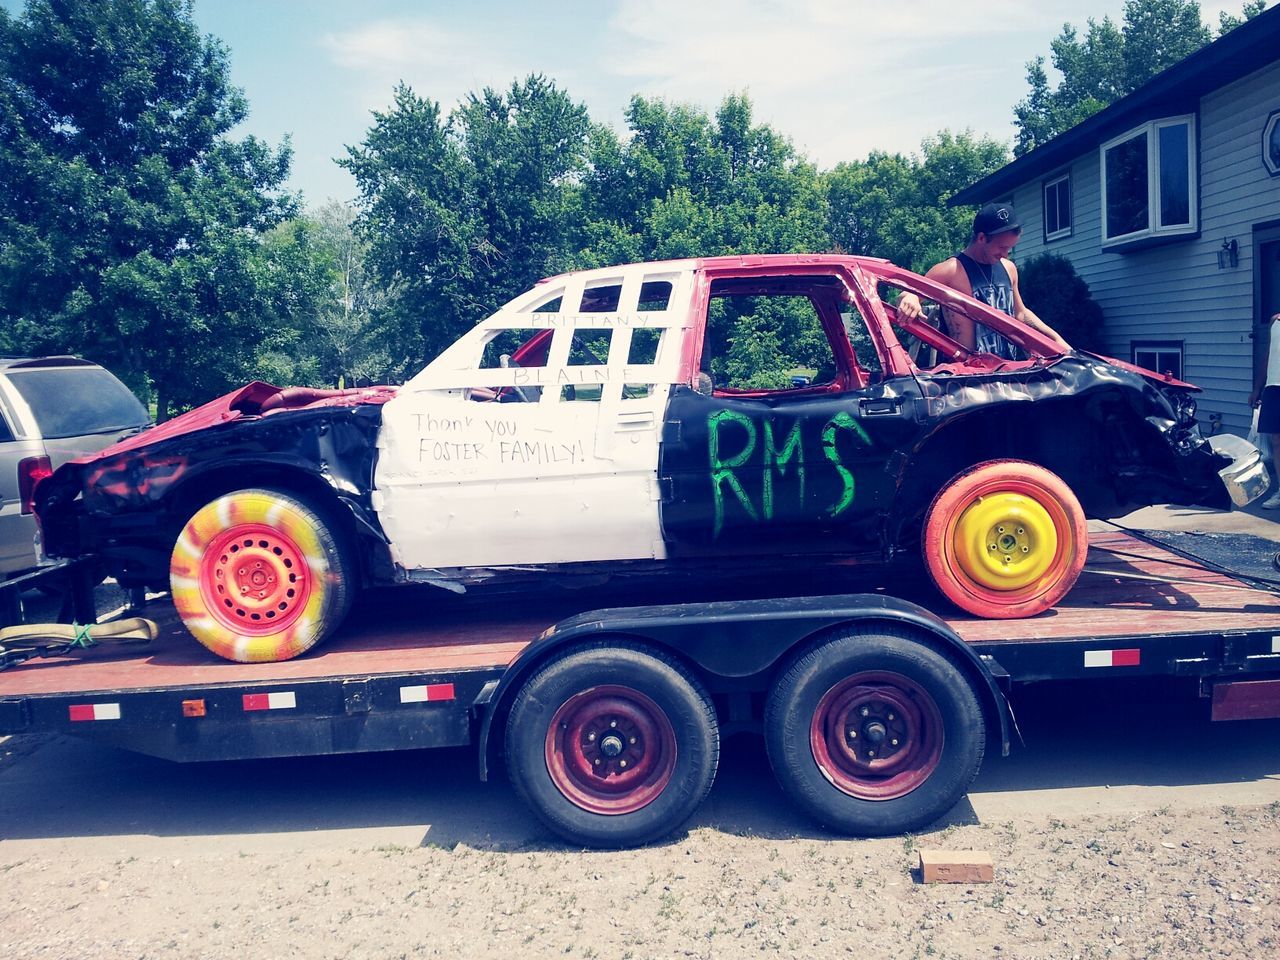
[{"xmin": 955, "ymin": 252, "xmax": 1021, "ymax": 360}]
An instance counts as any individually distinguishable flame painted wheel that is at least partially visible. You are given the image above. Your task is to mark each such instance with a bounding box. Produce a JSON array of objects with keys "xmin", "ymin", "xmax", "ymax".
[
  {"xmin": 506, "ymin": 644, "xmax": 719, "ymax": 848},
  {"xmin": 923, "ymin": 460, "xmax": 1087, "ymax": 619},
  {"xmin": 765, "ymin": 628, "xmax": 985, "ymax": 837},
  {"xmin": 171, "ymin": 489, "xmax": 353, "ymax": 662}
]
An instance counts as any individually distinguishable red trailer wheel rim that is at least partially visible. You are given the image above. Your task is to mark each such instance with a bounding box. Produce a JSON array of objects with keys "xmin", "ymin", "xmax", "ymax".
[
  {"xmin": 199, "ymin": 523, "xmax": 312, "ymax": 636},
  {"xmin": 545, "ymin": 685, "xmax": 677, "ymax": 815},
  {"xmin": 810, "ymin": 671, "xmax": 944, "ymax": 800}
]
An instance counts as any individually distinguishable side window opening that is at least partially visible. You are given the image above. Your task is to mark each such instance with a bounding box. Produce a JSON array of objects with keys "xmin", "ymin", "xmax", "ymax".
[
  {"xmin": 700, "ymin": 277, "xmax": 861, "ymax": 393},
  {"xmin": 877, "ymin": 283, "xmax": 966, "ymax": 371},
  {"xmin": 638, "ymin": 281, "xmax": 672, "ymax": 312},
  {"xmin": 628, "ymin": 328, "xmax": 662, "ymax": 365},
  {"xmin": 567, "ymin": 329, "xmax": 612, "ymax": 366},
  {"xmin": 480, "ymin": 329, "xmax": 551, "ymax": 369},
  {"xmin": 581, "ymin": 282, "xmax": 622, "ymax": 313}
]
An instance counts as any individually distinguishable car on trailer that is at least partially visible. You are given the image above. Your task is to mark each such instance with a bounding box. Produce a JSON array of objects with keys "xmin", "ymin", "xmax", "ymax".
[{"xmin": 35, "ymin": 255, "xmax": 1266, "ymax": 663}]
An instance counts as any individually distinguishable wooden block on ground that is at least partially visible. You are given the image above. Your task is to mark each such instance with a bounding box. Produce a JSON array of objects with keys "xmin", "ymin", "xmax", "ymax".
[{"xmin": 918, "ymin": 849, "xmax": 994, "ymax": 884}]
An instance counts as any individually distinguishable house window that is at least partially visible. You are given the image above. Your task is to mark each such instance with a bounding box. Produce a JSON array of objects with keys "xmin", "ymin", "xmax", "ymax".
[
  {"xmin": 1043, "ymin": 173, "xmax": 1072, "ymax": 241},
  {"xmin": 1101, "ymin": 116, "xmax": 1197, "ymax": 247},
  {"xmin": 1132, "ymin": 340, "xmax": 1183, "ymax": 381}
]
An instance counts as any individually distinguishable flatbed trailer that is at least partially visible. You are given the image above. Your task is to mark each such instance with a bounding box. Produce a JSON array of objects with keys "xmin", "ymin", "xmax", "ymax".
[{"xmin": 2, "ymin": 530, "xmax": 1279, "ymax": 847}]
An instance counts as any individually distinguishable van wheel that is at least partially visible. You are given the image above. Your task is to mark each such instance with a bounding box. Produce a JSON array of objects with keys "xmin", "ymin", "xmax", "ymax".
[
  {"xmin": 765, "ymin": 628, "xmax": 985, "ymax": 836},
  {"xmin": 170, "ymin": 488, "xmax": 353, "ymax": 662},
  {"xmin": 923, "ymin": 459, "xmax": 1087, "ymax": 619},
  {"xmin": 506, "ymin": 644, "xmax": 719, "ymax": 848}
]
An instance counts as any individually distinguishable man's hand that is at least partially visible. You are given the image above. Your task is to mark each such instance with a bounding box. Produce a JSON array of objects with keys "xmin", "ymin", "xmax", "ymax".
[{"xmin": 897, "ymin": 293, "xmax": 924, "ymax": 320}]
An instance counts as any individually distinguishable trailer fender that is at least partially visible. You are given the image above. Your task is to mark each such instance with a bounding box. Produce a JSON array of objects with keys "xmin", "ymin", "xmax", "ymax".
[{"xmin": 476, "ymin": 593, "xmax": 1010, "ymax": 780}]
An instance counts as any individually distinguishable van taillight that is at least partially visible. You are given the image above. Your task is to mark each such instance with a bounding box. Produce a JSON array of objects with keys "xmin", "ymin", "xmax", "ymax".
[{"xmin": 19, "ymin": 456, "xmax": 52, "ymax": 514}]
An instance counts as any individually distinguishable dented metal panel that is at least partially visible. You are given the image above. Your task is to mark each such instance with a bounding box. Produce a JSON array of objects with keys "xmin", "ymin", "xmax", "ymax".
[{"xmin": 373, "ymin": 263, "xmax": 693, "ymax": 569}]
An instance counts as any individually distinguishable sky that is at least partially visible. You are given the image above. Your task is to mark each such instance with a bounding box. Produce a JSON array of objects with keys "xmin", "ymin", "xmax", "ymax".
[{"xmin": 124, "ymin": 1, "xmax": 1275, "ymax": 207}]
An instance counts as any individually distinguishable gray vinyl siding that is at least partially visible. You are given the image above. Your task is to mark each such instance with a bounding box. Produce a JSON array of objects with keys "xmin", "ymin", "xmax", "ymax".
[{"xmin": 1004, "ymin": 58, "xmax": 1280, "ymax": 435}]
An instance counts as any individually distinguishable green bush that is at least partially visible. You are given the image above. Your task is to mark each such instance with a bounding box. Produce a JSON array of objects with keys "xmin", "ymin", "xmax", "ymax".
[{"xmin": 1016, "ymin": 253, "xmax": 1104, "ymax": 352}]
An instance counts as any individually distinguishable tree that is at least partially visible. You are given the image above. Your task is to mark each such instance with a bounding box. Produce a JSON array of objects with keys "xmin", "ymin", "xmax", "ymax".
[
  {"xmin": 824, "ymin": 131, "xmax": 1010, "ymax": 272},
  {"xmin": 1011, "ymin": 0, "xmax": 1265, "ymax": 156},
  {"xmin": 342, "ymin": 76, "xmax": 591, "ymax": 375},
  {"xmin": 308, "ymin": 201, "xmax": 389, "ymax": 386},
  {"xmin": 0, "ymin": 0, "xmax": 297, "ymax": 419},
  {"xmin": 1017, "ymin": 253, "xmax": 1105, "ymax": 351}
]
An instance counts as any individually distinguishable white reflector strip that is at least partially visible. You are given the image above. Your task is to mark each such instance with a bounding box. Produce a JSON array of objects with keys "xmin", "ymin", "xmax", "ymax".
[
  {"xmin": 1084, "ymin": 648, "xmax": 1141, "ymax": 668},
  {"xmin": 400, "ymin": 683, "xmax": 456, "ymax": 704},
  {"xmin": 69, "ymin": 703, "xmax": 121, "ymax": 722},
  {"xmin": 1272, "ymin": 637, "xmax": 1280, "ymax": 654}
]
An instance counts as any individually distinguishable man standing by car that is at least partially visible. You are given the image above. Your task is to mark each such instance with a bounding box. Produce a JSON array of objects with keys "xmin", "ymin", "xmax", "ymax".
[
  {"xmin": 896, "ymin": 203, "xmax": 1070, "ymax": 357},
  {"xmin": 1249, "ymin": 311, "xmax": 1280, "ymax": 508}
]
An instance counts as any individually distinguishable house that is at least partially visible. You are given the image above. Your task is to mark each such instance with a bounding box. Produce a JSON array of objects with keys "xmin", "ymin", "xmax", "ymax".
[{"xmin": 951, "ymin": 6, "xmax": 1280, "ymax": 436}]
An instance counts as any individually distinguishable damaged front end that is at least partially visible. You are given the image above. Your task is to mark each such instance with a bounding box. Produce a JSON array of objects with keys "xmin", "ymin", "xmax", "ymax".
[{"xmin": 1148, "ymin": 379, "xmax": 1269, "ymax": 509}]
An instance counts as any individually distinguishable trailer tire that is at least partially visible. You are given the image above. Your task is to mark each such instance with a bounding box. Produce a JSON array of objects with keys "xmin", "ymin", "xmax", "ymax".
[
  {"xmin": 764, "ymin": 628, "xmax": 984, "ymax": 836},
  {"xmin": 505, "ymin": 643, "xmax": 719, "ymax": 848},
  {"xmin": 170, "ymin": 488, "xmax": 353, "ymax": 662},
  {"xmin": 923, "ymin": 459, "xmax": 1087, "ymax": 619}
]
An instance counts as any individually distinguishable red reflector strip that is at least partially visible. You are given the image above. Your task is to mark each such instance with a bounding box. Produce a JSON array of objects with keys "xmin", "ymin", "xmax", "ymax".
[
  {"xmin": 69, "ymin": 703, "xmax": 121, "ymax": 722},
  {"xmin": 1084, "ymin": 648, "xmax": 1141, "ymax": 668},
  {"xmin": 242, "ymin": 691, "xmax": 297, "ymax": 712},
  {"xmin": 399, "ymin": 683, "xmax": 456, "ymax": 704}
]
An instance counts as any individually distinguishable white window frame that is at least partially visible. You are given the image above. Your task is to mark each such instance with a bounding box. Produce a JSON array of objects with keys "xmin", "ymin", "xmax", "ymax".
[
  {"xmin": 1100, "ymin": 115, "xmax": 1197, "ymax": 248},
  {"xmin": 1043, "ymin": 172, "xmax": 1072, "ymax": 241},
  {"xmin": 1132, "ymin": 340, "xmax": 1184, "ymax": 381}
]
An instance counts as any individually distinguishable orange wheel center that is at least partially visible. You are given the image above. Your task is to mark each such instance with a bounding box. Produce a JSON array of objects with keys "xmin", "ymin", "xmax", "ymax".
[{"xmin": 199, "ymin": 524, "xmax": 311, "ymax": 635}]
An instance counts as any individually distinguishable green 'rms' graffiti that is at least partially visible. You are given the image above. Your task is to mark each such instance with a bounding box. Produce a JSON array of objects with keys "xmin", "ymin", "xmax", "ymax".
[
  {"xmin": 822, "ymin": 411, "xmax": 870, "ymax": 517},
  {"xmin": 708, "ymin": 409, "xmax": 871, "ymax": 538}
]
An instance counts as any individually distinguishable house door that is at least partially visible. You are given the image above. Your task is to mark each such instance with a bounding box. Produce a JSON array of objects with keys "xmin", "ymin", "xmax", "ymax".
[{"xmin": 1255, "ymin": 228, "xmax": 1280, "ymax": 383}]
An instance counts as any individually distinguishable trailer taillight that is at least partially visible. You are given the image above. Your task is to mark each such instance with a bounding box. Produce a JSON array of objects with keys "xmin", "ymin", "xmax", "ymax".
[{"xmin": 18, "ymin": 455, "xmax": 52, "ymax": 515}]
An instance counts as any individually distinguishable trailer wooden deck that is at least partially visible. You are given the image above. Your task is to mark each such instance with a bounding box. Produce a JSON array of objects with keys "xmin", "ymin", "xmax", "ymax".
[{"xmin": 2, "ymin": 531, "xmax": 1277, "ymax": 697}]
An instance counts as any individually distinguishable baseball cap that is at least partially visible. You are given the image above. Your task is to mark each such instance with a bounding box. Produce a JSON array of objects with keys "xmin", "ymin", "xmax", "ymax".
[{"xmin": 973, "ymin": 203, "xmax": 1021, "ymax": 238}]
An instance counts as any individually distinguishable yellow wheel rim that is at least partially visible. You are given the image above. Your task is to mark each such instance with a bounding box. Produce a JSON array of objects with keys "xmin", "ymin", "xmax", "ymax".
[{"xmin": 951, "ymin": 492, "xmax": 1058, "ymax": 592}]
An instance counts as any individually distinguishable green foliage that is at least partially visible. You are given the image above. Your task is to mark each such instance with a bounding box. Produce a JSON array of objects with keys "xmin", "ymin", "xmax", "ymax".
[
  {"xmin": 0, "ymin": 0, "xmax": 297, "ymax": 419},
  {"xmin": 825, "ymin": 131, "xmax": 1010, "ymax": 271},
  {"xmin": 1017, "ymin": 253, "xmax": 1104, "ymax": 352},
  {"xmin": 1012, "ymin": 0, "xmax": 1264, "ymax": 156},
  {"xmin": 341, "ymin": 76, "xmax": 591, "ymax": 376}
]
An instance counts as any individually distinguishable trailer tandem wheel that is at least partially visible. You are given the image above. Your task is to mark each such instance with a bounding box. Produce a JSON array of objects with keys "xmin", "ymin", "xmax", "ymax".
[
  {"xmin": 505, "ymin": 643, "xmax": 719, "ymax": 848},
  {"xmin": 764, "ymin": 628, "xmax": 985, "ymax": 836}
]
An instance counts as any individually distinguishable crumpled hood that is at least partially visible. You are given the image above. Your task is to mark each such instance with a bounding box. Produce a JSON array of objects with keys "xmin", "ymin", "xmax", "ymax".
[{"xmin": 69, "ymin": 381, "xmax": 398, "ymax": 466}]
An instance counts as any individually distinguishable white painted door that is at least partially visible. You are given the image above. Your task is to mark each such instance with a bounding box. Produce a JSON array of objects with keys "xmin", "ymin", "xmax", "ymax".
[{"xmin": 373, "ymin": 264, "xmax": 694, "ymax": 572}]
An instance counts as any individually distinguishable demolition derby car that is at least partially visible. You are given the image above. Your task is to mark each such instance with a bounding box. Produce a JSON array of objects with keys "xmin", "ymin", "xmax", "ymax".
[{"xmin": 37, "ymin": 255, "xmax": 1267, "ymax": 661}]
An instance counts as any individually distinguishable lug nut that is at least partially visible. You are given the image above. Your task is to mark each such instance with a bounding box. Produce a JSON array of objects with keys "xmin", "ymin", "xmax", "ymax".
[
  {"xmin": 619, "ymin": 760, "xmax": 627, "ymax": 768},
  {"xmin": 1017, "ymin": 527, "xmax": 1025, "ymax": 535},
  {"xmin": 868, "ymin": 750, "xmax": 876, "ymax": 757},
  {"xmin": 610, "ymin": 720, "xmax": 617, "ymax": 728},
  {"xmin": 860, "ymin": 707, "xmax": 870, "ymax": 717},
  {"xmin": 887, "ymin": 713, "xmax": 894, "ymax": 721},
  {"xmin": 587, "ymin": 732, "xmax": 596, "ymax": 742},
  {"xmin": 594, "ymin": 758, "xmax": 601, "ymax": 766},
  {"xmin": 629, "ymin": 737, "xmax": 637, "ymax": 745},
  {"xmin": 891, "ymin": 739, "xmax": 899, "ymax": 746}
]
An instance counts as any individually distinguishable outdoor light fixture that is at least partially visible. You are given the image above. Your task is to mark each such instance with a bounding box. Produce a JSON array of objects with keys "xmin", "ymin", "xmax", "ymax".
[{"xmin": 1217, "ymin": 238, "xmax": 1239, "ymax": 270}]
